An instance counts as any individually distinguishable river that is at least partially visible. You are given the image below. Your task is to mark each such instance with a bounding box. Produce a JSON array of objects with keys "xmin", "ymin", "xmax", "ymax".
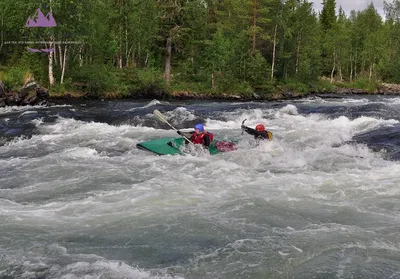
[{"xmin": 1, "ymin": 95, "xmax": 400, "ymax": 278}]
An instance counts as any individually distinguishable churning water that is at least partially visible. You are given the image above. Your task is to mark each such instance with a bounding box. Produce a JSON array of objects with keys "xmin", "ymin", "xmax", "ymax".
[{"xmin": 1, "ymin": 95, "xmax": 400, "ymax": 279}]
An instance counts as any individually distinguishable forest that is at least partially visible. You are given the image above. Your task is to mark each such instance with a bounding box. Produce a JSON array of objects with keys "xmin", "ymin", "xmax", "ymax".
[{"xmin": 1, "ymin": 0, "xmax": 400, "ymax": 98}]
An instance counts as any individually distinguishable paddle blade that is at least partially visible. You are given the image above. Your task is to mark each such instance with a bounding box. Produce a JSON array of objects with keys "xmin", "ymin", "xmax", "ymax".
[
  {"xmin": 153, "ymin": 109, "xmax": 167, "ymax": 123},
  {"xmin": 267, "ymin": 131, "xmax": 273, "ymax": 140},
  {"xmin": 153, "ymin": 109, "xmax": 194, "ymax": 145},
  {"xmin": 241, "ymin": 119, "xmax": 247, "ymax": 135}
]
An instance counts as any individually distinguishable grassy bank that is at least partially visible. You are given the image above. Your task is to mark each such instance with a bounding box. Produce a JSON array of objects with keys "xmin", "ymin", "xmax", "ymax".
[{"xmin": 0, "ymin": 66, "xmax": 385, "ymax": 101}]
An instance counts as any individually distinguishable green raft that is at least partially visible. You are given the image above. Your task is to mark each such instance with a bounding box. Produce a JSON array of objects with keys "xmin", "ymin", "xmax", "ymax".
[{"xmin": 137, "ymin": 137, "xmax": 237, "ymax": 155}]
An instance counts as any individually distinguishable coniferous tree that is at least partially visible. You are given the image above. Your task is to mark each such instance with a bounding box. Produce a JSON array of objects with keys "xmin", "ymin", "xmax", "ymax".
[
  {"xmin": 320, "ymin": 0, "xmax": 337, "ymax": 78},
  {"xmin": 320, "ymin": 0, "xmax": 336, "ymax": 31}
]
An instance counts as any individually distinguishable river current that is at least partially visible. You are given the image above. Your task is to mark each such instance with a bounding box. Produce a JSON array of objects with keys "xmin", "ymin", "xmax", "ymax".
[{"xmin": 1, "ymin": 95, "xmax": 400, "ymax": 279}]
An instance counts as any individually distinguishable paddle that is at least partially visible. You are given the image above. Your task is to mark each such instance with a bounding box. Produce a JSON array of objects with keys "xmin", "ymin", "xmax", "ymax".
[
  {"xmin": 153, "ymin": 109, "xmax": 194, "ymax": 145},
  {"xmin": 241, "ymin": 119, "xmax": 247, "ymax": 135}
]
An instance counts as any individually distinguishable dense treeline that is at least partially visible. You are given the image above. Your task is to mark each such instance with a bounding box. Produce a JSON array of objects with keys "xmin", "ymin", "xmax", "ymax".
[{"xmin": 1, "ymin": 0, "xmax": 400, "ymax": 97}]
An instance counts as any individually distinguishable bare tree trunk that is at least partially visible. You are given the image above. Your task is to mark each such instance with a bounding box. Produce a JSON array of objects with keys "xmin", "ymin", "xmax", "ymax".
[
  {"xmin": 354, "ymin": 52, "xmax": 357, "ymax": 79},
  {"xmin": 58, "ymin": 44, "xmax": 63, "ymax": 67},
  {"xmin": 118, "ymin": 0, "xmax": 123, "ymax": 69},
  {"xmin": 271, "ymin": 23, "xmax": 278, "ymax": 81},
  {"xmin": 295, "ymin": 30, "xmax": 302, "ymax": 75},
  {"xmin": 61, "ymin": 46, "xmax": 67, "ymax": 84},
  {"xmin": 58, "ymin": 45, "xmax": 63, "ymax": 83},
  {"xmin": 48, "ymin": 40, "xmax": 55, "ymax": 86},
  {"xmin": 211, "ymin": 73, "xmax": 215, "ymax": 90},
  {"xmin": 251, "ymin": 0, "xmax": 257, "ymax": 55},
  {"xmin": 369, "ymin": 61, "xmax": 374, "ymax": 81},
  {"xmin": 125, "ymin": 15, "xmax": 129, "ymax": 67},
  {"xmin": 48, "ymin": 0, "xmax": 55, "ymax": 86},
  {"xmin": 52, "ymin": 40, "xmax": 57, "ymax": 67},
  {"xmin": 165, "ymin": 36, "xmax": 172, "ymax": 87},
  {"xmin": 128, "ymin": 46, "xmax": 134, "ymax": 67},
  {"xmin": 330, "ymin": 49, "xmax": 336, "ymax": 83},
  {"xmin": 350, "ymin": 54, "xmax": 353, "ymax": 82},
  {"xmin": 79, "ymin": 45, "xmax": 83, "ymax": 67},
  {"xmin": 338, "ymin": 49, "xmax": 343, "ymax": 82},
  {"xmin": 0, "ymin": 14, "xmax": 3, "ymax": 53},
  {"xmin": 138, "ymin": 42, "xmax": 141, "ymax": 66}
]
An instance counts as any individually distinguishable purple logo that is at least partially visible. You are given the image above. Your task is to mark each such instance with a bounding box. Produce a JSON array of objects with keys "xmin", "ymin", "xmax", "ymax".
[
  {"xmin": 26, "ymin": 8, "xmax": 56, "ymax": 28},
  {"xmin": 28, "ymin": 47, "xmax": 55, "ymax": 53}
]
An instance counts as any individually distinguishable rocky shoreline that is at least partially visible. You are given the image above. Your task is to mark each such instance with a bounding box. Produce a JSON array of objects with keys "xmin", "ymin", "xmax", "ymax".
[
  {"xmin": 2, "ymin": 81, "xmax": 400, "ymax": 108},
  {"xmin": 0, "ymin": 81, "xmax": 51, "ymax": 107}
]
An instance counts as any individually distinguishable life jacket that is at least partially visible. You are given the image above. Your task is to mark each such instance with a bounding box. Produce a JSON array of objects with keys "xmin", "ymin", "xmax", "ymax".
[
  {"xmin": 255, "ymin": 130, "xmax": 273, "ymax": 141},
  {"xmin": 191, "ymin": 132, "xmax": 214, "ymax": 144}
]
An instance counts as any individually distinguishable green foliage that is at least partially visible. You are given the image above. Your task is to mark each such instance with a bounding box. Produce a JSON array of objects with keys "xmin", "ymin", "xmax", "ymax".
[
  {"xmin": 379, "ymin": 59, "xmax": 400, "ymax": 83},
  {"xmin": 50, "ymin": 78, "xmax": 75, "ymax": 95},
  {"xmin": 70, "ymin": 65, "xmax": 121, "ymax": 98},
  {"xmin": 282, "ymin": 79, "xmax": 309, "ymax": 93},
  {"xmin": 312, "ymin": 80, "xmax": 335, "ymax": 92},
  {"xmin": 214, "ymin": 74, "xmax": 253, "ymax": 95},
  {"xmin": 18, "ymin": 52, "xmax": 47, "ymax": 85},
  {"xmin": 171, "ymin": 81, "xmax": 211, "ymax": 94},
  {"xmin": 0, "ymin": 67, "xmax": 30, "ymax": 91},
  {"xmin": 351, "ymin": 77, "xmax": 379, "ymax": 92},
  {"xmin": 332, "ymin": 77, "xmax": 378, "ymax": 92},
  {"xmin": 135, "ymin": 68, "xmax": 165, "ymax": 89},
  {"xmin": 121, "ymin": 68, "xmax": 167, "ymax": 97},
  {"xmin": 246, "ymin": 51, "xmax": 271, "ymax": 86},
  {"xmin": 320, "ymin": 0, "xmax": 336, "ymax": 31},
  {"xmin": 1, "ymin": 0, "xmax": 400, "ymax": 98}
]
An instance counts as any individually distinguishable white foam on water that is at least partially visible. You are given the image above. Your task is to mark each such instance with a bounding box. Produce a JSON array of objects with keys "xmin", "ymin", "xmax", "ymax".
[
  {"xmin": 129, "ymin": 99, "xmax": 167, "ymax": 111},
  {"xmin": 31, "ymin": 118, "xmax": 44, "ymax": 127},
  {"xmin": 20, "ymin": 110, "xmax": 38, "ymax": 116},
  {"xmin": 0, "ymin": 245, "xmax": 184, "ymax": 279},
  {"xmin": 379, "ymin": 97, "xmax": 400, "ymax": 105},
  {"xmin": 54, "ymin": 261, "xmax": 185, "ymax": 279},
  {"xmin": 341, "ymin": 98, "xmax": 370, "ymax": 104},
  {"xmin": 0, "ymin": 104, "xmax": 72, "ymax": 115},
  {"xmin": 143, "ymin": 99, "xmax": 164, "ymax": 108},
  {"xmin": 1, "ymin": 101, "xmax": 400, "ymax": 278},
  {"xmin": 158, "ymin": 107, "xmax": 198, "ymax": 126}
]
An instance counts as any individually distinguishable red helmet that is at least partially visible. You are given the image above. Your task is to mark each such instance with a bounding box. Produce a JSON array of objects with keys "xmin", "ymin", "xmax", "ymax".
[{"xmin": 255, "ymin": 124, "xmax": 265, "ymax": 132}]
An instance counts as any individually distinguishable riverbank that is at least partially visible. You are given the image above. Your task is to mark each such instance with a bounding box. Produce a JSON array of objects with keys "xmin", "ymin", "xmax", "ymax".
[
  {"xmin": 168, "ymin": 82, "xmax": 400, "ymax": 100},
  {"xmin": 2, "ymin": 79, "xmax": 400, "ymax": 108},
  {"xmin": 43, "ymin": 82, "xmax": 400, "ymax": 102}
]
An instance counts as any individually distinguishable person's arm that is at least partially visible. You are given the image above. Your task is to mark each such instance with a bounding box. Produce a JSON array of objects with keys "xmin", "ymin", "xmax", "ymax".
[
  {"xmin": 242, "ymin": 125, "xmax": 270, "ymax": 139},
  {"xmin": 203, "ymin": 133, "xmax": 211, "ymax": 148},
  {"xmin": 177, "ymin": 130, "xmax": 194, "ymax": 142},
  {"xmin": 242, "ymin": 125, "xmax": 258, "ymax": 136}
]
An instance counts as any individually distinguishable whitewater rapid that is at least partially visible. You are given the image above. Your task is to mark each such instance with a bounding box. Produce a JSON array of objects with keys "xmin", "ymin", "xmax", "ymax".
[{"xmin": 1, "ymin": 96, "xmax": 400, "ymax": 278}]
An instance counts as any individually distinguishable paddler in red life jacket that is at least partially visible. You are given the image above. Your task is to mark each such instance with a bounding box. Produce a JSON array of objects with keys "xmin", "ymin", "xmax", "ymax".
[
  {"xmin": 241, "ymin": 123, "xmax": 273, "ymax": 141},
  {"xmin": 177, "ymin": 123, "xmax": 214, "ymax": 148}
]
